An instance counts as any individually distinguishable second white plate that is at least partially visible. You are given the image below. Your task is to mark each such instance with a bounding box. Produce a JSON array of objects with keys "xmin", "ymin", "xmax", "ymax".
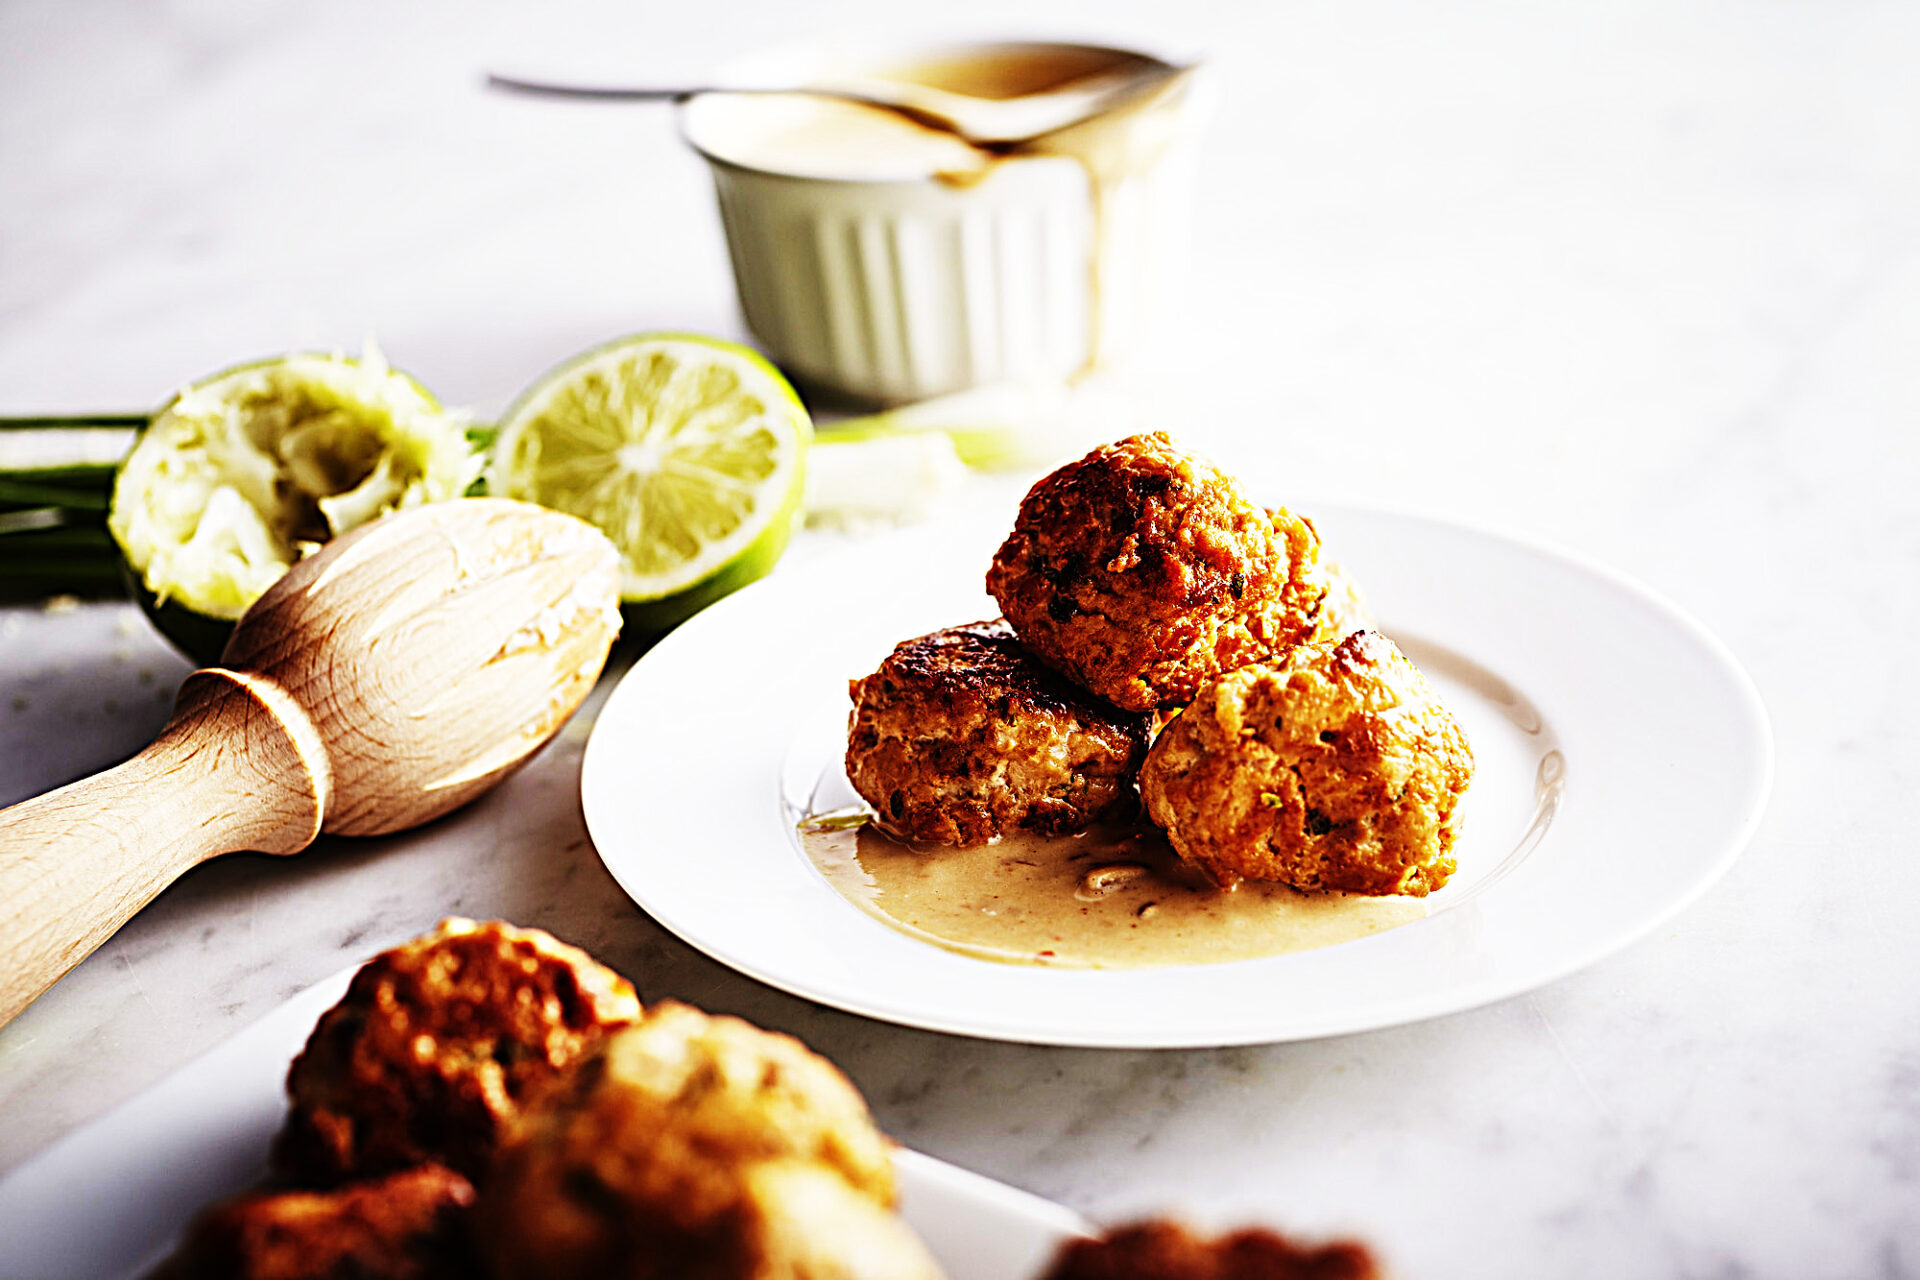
[
  {"xmin": 0, "ymin": 969, "xmax": 1089, "ymax": 1279},
  {"xmin": 582, "ymin": 505, "xmax": 1771, "ymax": 1048}
]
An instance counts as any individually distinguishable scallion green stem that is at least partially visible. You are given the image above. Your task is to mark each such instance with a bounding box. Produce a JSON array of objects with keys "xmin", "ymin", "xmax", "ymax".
[
  {"xmin": 0, "ymin": 478, "xmax": 111, "ymax": 511},
  {"xmin": 0, "ymin": 507, "xmax": 123, "ymax": 599},
  {"xmin": 0, "ymin": 463, "xmax": 117, "ymax": 485},
  {"xmin": 0, "ymin": 517, "xmax": 116, "ymax": 546},
  {"xmin": 0, "ymin": 561, "xmax": 126, "ymax": 602},
  {"xmin": 0, "ymin": 415, "xmax": 148, "ymax": 431}
]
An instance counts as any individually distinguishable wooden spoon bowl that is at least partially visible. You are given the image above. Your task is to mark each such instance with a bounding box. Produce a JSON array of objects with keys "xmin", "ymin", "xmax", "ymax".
[{"xmin": 0, "ymin": 499, "xmax": 623, "ymax": 1027}]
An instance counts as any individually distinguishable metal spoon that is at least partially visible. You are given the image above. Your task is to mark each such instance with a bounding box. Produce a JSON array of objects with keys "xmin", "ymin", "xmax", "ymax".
[{"xmin": 485, "ymin": 60, "xmax": 1192, "ymax": 147}]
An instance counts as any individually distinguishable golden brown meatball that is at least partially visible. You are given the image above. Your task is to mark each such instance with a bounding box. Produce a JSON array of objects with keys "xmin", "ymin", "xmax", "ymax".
[
  {"xmin": 1040, "ymin": 1220, "xmax": 1382, "ymax": 1280},
  {"xmin": 1140, "ymin": 632, "xmax": 1472, "ymax": 895},
  {"xmin": 148, "ymin": 1164, "xmax": 477, "ymax": 1280},
  {"xmin": 274, "ymin": 919, "xmax": 642, "ymax": 1186},
  {"xmin": 477, "ymin": 1002, "xmax": 943, "ymax": 1280},
  {"xmin": 987, "ymin": 434, "xmax": 1326, "ymax": 712},
  {"xmin": 1144, "ymin": 549, "xmax": 1366, "ymax": 746},
  {"xmin": 1306, "ymin": 555, "xmax": 1374, "ymax": 646},
  {"xmin": 846, "ymin": 620, "xmax": 1147, "ymax": 847}
]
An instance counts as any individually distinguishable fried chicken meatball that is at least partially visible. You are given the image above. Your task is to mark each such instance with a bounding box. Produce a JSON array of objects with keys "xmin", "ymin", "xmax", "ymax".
[
  {"xmin": 275, "ymin": 919, "xmax": 642, "ymax": 1186},
  {"xmin": 1307, "ymin": 555, "xmax": 1374, "ymax": 646},
  {"xmin": 477, "ymin": 1002, "xmax": 942, "ymax": 1280},
  {"xmin": 1139, "ymin": 552, "xmax": 1368, "ymax": 747},
  {"xmin": 987, "ymin": 434, "xmax": 1326, "ymax": 712},
  {"xmin": 1140, "ymin": 631, "xmax": 1472, "ymax": 895},
  {"xmin": 1041, "ymin": 1220, "xmax": 1381, "ymax": 1280},
  {"xmin": 148, "ymin": 1164, "xmax": 477, "ymax": 1280},
  {"xmin": 846, "ymin": 620, "xmax": 1147, "ymax": 847}
]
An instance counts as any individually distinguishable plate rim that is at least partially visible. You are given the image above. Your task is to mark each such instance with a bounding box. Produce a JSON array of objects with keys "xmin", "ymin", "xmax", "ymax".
[{"xmin": 582, "ymin": 501, "xmax": 1774, "ymax": 1048}]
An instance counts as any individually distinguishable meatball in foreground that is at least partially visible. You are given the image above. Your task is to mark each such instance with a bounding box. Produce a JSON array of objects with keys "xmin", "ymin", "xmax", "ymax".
[
  {"xmin": 149, "ymin": 1164, "xmax": 476, "ymax": 1280},
  {"xmin": 275, "ymin": 919, "xmax": 641, "ymax": 1186},
  {"xmin": 987, "ymin": 434, "xmax": 1326, "ymax": 712},
  {"xmin": 477, "ymin": 1002, "xmax": 942, "ymax": 1280},
  {"xmin": 846, "ymin": 620, "xmax": 1147, "ymax": 847},
  {"xmin": 1040, "ymin": 1220, "xmax": 1381, "ymax": 1280},
  {"xmin": 1307, "ymin": 554, "xmax": 1374, "ymax": 646},
  {"xmin": 1140, "ymin": 631, "xmax": 1473, "ymax": 895}
]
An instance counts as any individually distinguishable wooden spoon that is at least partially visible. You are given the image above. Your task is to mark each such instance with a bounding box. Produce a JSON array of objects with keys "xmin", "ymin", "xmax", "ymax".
[{"xmin": 0, "ymin": 499, "xmax": 623, "ymax": 1028}]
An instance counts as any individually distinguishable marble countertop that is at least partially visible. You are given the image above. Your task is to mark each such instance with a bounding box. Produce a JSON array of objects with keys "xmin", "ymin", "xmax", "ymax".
[{"xmin": 3, "ymin": 1, "xmax": 1917, "ymax": 1275}]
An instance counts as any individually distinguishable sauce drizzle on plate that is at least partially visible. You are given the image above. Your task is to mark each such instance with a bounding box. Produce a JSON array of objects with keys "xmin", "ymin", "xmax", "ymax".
[{"xmin": 799, "ymin": 818, "xmax": 1427, "ymax": 969}]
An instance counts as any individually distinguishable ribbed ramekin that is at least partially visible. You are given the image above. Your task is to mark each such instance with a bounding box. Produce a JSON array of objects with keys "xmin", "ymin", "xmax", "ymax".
[{"xmin": 680, "ymin": 42, "xmax": 1208, "ymax": 406}]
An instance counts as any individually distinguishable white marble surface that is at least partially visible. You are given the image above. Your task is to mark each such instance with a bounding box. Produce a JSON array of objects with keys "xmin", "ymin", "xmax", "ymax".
[{"xmin": 3, "ymin": 1, "xmax": 1917, "ymax": 1275}]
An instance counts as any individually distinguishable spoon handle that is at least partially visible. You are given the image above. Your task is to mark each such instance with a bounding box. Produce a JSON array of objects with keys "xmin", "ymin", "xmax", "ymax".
[
  {"xmin": 485, "ymin": 73, "xmax": 702, "ymax": 101},
  {"xmin": 0, "ymin": 669, "xmax": 330, "ymax": 1028}
]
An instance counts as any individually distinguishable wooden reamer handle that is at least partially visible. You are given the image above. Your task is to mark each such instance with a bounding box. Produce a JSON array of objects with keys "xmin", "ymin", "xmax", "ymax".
[{"xmin": 0, "ymin": 669, "xmax": 331, "ymax": 1027}]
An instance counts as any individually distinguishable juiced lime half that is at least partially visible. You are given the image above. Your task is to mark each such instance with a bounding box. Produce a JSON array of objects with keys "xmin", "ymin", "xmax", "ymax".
[
  {"xmin": 488, "ymin": 334, "xmax": 811, "ymax": 631},
  {"xmin": 108, "ymin": 350, "xmax": 480, "ymax": 660}
]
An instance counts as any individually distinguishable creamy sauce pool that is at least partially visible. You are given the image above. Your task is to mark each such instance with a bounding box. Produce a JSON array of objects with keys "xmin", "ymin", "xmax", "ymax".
[{"xmin": 799, "ymin": 818, "xmax": 1425, "ymax": 969}]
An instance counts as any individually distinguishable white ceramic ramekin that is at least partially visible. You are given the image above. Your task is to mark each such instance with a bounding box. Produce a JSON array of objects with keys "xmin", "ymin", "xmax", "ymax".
[{"xmin": 680, "ymin": 42, "xmax": 1209, "ymax": 406}]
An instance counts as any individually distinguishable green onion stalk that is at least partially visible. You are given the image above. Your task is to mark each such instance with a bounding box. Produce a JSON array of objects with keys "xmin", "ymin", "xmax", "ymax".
[{"xmin": 0, "ymin": 416, "xmax": 144, "ymax": 601}]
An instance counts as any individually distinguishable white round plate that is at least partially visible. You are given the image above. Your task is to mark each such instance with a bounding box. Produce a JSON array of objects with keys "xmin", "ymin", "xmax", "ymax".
[{"xmin": 582, "ymin": 505, "xmax": 1772, "ymax": 1048}]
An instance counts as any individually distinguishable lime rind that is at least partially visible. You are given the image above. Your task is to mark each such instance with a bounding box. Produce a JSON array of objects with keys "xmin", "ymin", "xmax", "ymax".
[
  {"xmin": 122, "ymin": 565, "xmax": 238, "ymax": 668},
  {"xmin": 619, "ymin": 504, "xmax": 800, "ymax": 634},
  {"xmin": 109, "ymin": 348, "xmax": 479, "ymax": 622},
  {"xmin": 488, "ymin": 334, "xmax": 810, "ymax": 607}
]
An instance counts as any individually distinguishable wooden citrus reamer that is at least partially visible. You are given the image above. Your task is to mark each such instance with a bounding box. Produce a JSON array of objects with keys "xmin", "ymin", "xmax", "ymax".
[{"xmin": 0, "ymin": 499, "xmax": 623, "ymax": 1028}]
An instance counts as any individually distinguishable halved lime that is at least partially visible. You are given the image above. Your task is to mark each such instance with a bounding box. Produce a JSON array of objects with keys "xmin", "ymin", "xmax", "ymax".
[
  {"xmin": 108, "ymin": 350, "xmax": 480, "ymax": 662},
  {"xmin": 487, "ymin": 334, "xmax": 811, "ymax": 632}
]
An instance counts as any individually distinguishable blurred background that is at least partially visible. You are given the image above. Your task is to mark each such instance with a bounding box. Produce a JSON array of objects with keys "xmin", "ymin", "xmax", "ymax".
[{"xmin": 7, "ymin": 2, "xmax": 1913, "ymax": 557}]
